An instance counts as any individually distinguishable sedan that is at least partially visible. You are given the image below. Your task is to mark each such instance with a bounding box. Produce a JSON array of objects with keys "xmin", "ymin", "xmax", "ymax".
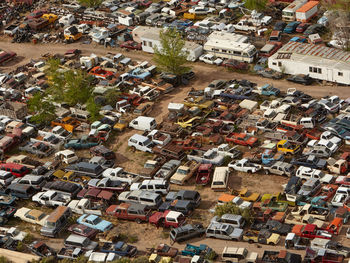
[
  {"xmin": 77, "ymin": 214, "xmax": 113, "ymax": 232},
  {"xmin": 68, "ymin": 224, "xmax": 99, "ymax": 239},
  {"xmin": 296, "ymin": 23, "xmax": 310, "ymax": 33},
  {"xmin": 120, "ymin": 41, "xmax": 142, "ymax": 50},
  {"xmin": 304, "ymin": 24, "xmax": 325, "ymax": 36},
  {"xmin": 222, "ymin": 59, "xmax": 248, "ymax": 70},
  {"xmin": 258, "ymin": 68, "xmax": 283, "ymax": 80},
  {"xmin": 287, "ymin": 74, "xmax": 313, "ymax": 85}
]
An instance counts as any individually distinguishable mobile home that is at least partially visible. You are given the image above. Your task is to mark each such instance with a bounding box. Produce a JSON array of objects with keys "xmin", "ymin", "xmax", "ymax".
[
  {"xmin": 282, "ymin": 0, "xmax": 308, "ymax": 21},
  {"xmin": 296, "ymin": 1, "xmax": 319, "ymax": 22},
  {"xmin": 203, "ymin": 32, "xmax": 257, "ymax": 63}
]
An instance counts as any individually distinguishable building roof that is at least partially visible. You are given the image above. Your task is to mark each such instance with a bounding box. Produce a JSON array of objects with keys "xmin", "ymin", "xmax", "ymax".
[
  {"xmin": 296, "ymin": 1, "xmax": 319, "ymax": 13},
  {"xmin": 270, "ymin": 42, "xmax": 350, "ymax": 70}
]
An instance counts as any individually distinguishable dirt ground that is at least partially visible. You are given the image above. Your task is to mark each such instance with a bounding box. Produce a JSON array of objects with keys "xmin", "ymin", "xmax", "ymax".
[{"xmin": 2, "ymin": 39, "xmax": 350, "ymax": 259}]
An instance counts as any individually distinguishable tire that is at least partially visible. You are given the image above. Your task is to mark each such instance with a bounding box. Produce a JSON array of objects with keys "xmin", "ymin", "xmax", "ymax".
[
  {"xmin": 265, "ymin": 170, "xmax": 269, "ymax": 175},
  {"xmin": 100, "ymin": 39, "xmax": 105, "ymax": 45},
  {"xmin": 131, "ymin": 146, "xmax": 136, "ymax": 152},
  {"xmin": 135, "ymin": 218, "xmax": 142, "ymax": 224},
  {"xmin": 248, "ymin": 240, "xmax": 253, "ymax": 244},
  {"xmin": 269, "ymin": 242, "xmax": 275, "ymax": 246}
]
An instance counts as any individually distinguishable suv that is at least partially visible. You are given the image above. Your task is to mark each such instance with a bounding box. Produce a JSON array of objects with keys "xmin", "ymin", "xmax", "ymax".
[
  {"xmin": 206, "ymin": 222, "xmax": 243, "ymax": 241},
  {"xmin": 0, "ymin": 171, "xmax": 14, "ymax": 186},
  {"xmin": 165, "ymin": 190, "xmax": 201, "ymax": 208},
  {"xmin": 170, "ymin": 224, "xmax": 205, "ymax": 243},
  {"xmin": 263, "ymin": 161, "xmax": 295, "ymax": 177},
  {"xmin": 128, "ymin": 134, "xmax": 155, "ymax": 153},
  {"xmin": 210, "ymin": 214, "xmax": 245, "ymax": 228}
]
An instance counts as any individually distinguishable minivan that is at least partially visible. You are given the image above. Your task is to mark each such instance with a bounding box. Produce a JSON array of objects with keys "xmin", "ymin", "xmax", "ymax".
[
  {"xmin": 64, "ymin": 234, "xmax": 98, "ymax": 251},
  {"xmin": 130, "ymin": 179, "xmax": 169, "ymax": 195},
  {"xmin": 211, "ymin": 167, "xmax": 229, "ymax": 191},
  {"xmin": 41, "ymin": 206, "xmax": 72, "ymax": 237},
  {"xmin": 118, "ymin": 190, "xmax": 163, "ymax": 209},
  {"xmin": 129, "ymin": 116, "xmax": 157, "ymax": 131}
]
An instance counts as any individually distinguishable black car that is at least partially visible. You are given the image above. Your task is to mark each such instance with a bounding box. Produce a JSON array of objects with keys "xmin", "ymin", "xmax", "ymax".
[
  {"xmin": 262, "ymin": 220, "xmax": 292, "ymax": 235},
  {"xmin": 291, "ymin": 155, "xmax": 327, "ymax": 169},
  {"xmin": 304, "ymin": 24, "xmax": 325, "ymax": 36},
  {"xmin": 274, "ymin": 21, "xmax": 286, "ymax": 31},
  {"xmin": 285, "ymin": 176, "xmax": 303, "ymax": 195},
  {"xmin": 287, "ymin": 74, "xmax": 313, "ymax": 85},
  {"xmin": 158, "ymin": 200, "xmax": 194, "ymax": 215}
]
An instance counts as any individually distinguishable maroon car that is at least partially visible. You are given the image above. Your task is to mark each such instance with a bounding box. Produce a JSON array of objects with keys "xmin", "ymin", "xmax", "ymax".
[
  {"xmin": 0, "ymin": 51, "xmax": 16, "ymax": 65},
  {"xmin": 26, "ymin": 10, "xmax": 46, "ymax": 20},
  {"xmin": 296, "ymin": 23, "xmax": 310, "ymax": 33},
  {"xmin": 120, "ymin": 41, "xmax": 142, "ymax": 50},
  {"xmin": 68, "ymin": 224, "xmax": 99, "ymax": 239},
  {"xmin": 222, "ymin": 59, "xmax": 248, "ymax": 70}
]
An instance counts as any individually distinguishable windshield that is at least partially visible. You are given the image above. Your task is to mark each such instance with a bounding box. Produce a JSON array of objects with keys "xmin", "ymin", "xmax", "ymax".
[
  {"xmin": 92, "ymin": 218, "xmax": 101, "ymax": 224},
  {"xmin": 177, "ymin": 169, "xmax": 188, "ymax": 175}
]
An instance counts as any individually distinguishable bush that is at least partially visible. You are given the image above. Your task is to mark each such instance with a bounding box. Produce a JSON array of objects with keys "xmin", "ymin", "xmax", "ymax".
[
  {"xmin": 215, "ymin": 202, "xmax": 254, "ymax": 224},
  {"xmin": 23, "ymin": 233, "xmax": 34, "ymax": 244},
  {"xmin": 0, "ymin": 256, "xmax": 11, "ymax": 263},
  {"xmin": 16, "ymin": 241, "xmax": 24, "ymax": 252}
]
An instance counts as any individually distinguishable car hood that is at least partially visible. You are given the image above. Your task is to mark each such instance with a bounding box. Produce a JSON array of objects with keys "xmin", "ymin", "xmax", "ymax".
[
  {"xmin": 321, "ymin": 173, "xmax": 334, "ymax": 183},
  {"xmin": 230, "ymin": 228, "xmax": 243, "ymax": 238}
]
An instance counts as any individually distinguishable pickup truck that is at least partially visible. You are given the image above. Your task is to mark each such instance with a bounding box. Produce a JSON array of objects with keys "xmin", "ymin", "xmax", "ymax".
[
  {"xmin": 170, "ymin": 161, "xmax": 200, "ymax": 185},
  {"xmin": 261, "ymin": 250, "xmax": 301, "ymax": 263},
  {"xmin": 30, "ymin": 134, "xmax": 64, "ymax": 150},
  {"xmin": 225, "ymin": 133, "xmax": 258, "ymax": 148},
  {"xmin": 149, "ymin": 210, "xmax": 186, "ymax": 228},
  {"xmin": 243, "ymin": 229, "xmax": 280, "ymax": 245},
  {"xmin": 68, "ymin": 198, "xmax": 102, "ymax": 216},
  {"xmin": 181, "ymin": 244, "xmax": 212, "ymax": 257},
  {"xmin": 102, "ymin": 167, "xmax": 140, "ymax": 184},
  {"xmin": 232, "ymin": 21, "xmax": 258, "ymax": 32},
  {"xmin": 19, "ymin": 141, "xmax": 54, "ymax": 158},
  {"xmin": 292, "ymin": 224, "xmax": 332, "ymax": 239},
  {"xmin": 4, "ymin": 24, "xmax": 19, "ymax": 35},
  {"xmin": 144, "ymin": 130, "xmax": 171, "ymax": 146},
  {"xmin": 187, "ymin": 149, "xmax": 224, "ymax": 165},
  {"xmin": 32, "ymin": 190, "xmax": 71, "ymax": 207},
  {"xmin": 106, "ymin": 203, "xmax": 150, "ymax": 223},
  {"xmin": 5, "ymin": 155, "xmax": 42, "ymax": 170},
  {"xmin": 212, "ymin": 144, "xmax": 242, "ymax": 159},
  {"xmin": 0, "ymin": 227, "xmax": 27, "ymax": 242},
  {"xmin": 64, "ymin": 136, "xmax": 100, "ymax": 149},
  {"xmin": 88, "ymin": 178, "xmax": 128, "ymax": 192},
  {"xmin": 291, "ymin": 204, "xmax": 329, "ymax": 221},
  {"xmin": 284, "ymin": 213, "xmax": 325, "ymax": 228},
  {"xmin": 51, "ymin": 117, "xmax": 80, "ymax": 133},
  {"xmin": 285, "ymin": 232, "xmax": 310, "ymax": 250}
]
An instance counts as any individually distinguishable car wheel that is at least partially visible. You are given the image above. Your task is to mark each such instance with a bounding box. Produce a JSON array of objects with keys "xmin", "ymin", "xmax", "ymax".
[
  {"xmin": 248, "ymin": 240, "xmax": 254, "ymax": 244},
  {"xmin": 135, "ymin": 218, "xmax": 142, "ymax": 224},
  {"xmin": 265, "ymin": 170, "xmax": 269, "ymax": 175},
  {"xmin": 269, "ymin": 242, "xmax": 275, "ymax": 246}
]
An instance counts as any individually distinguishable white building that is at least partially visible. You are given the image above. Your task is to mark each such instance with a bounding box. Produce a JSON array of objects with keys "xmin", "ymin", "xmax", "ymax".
[
  {"xmin": 132, "ymin": 26, "xmax": 203, "ymax": 62},
  {"xmin": 203, "ymin": 31, "xmax": 258, "ymax": 63},
  {"xmin": 268, "ymin": 42, "xmax": 350, "ymax": 85}
]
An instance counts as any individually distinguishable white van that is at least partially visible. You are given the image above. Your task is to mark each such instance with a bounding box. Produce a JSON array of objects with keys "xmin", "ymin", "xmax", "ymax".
[
  {"xmin": 211, "ymin": 167, "xmax": 229, "ymax": 191},
  {"xmin": 129, "ymin": 116, "xmax": 157, "ymax": 131},
  {"xmin": 130, "ymin": 179, "xmax": 170, "ymax": 195}
]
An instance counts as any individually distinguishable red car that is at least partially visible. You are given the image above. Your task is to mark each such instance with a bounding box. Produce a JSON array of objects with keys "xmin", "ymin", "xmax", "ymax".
[
  {"xmin": 335, "ymin": 175, "xmax": 350, "ymax": 185},
  {"xmin": 89, "ymin": 66, "xmax": 114, "ymax": 80},
  {"xmin": 68, "ymin": 224, "xmax": 99, "ymax": 239},
  {"xmin": 341, "ymin": 152, "xmax": 350, "ymax": 166},
  {"xmin": 120, "ymin": 41, "xmax": 142, "ymax": 50},
  {"xmin": 0, "ymin": 163, "xmax": 30, "ymax": 178},
  {"xmin": 296, "ymin": 23, "xmax": 310, "ymax": 33},
  {"xmin": 317, "ymin": 184, "xmax": 338, "ymax": 201},
  {"xmin": 222, "ymin": 59, "xmax": 248, "ymax": 70},
  {"xmin": 0, "ymin": 51, "xmax": 16, "ymax": 65},
  {"xmin": 26, "ymin": 10, "xmax": 46, "ymax": 20},
  {"xmin": 149, "ymin": 210, "xmax": 186, "ymax": 228},
  {"xmin": 225, "ymin": 133, "xmax": 258, "ymax": 148}
]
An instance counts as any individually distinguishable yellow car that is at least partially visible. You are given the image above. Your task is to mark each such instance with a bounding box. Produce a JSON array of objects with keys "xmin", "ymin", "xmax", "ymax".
[
  {"xmin": 42, "ymin": 13, "xmax": 58, "ymax": 24},
  {"xmin": 277, "ymin": 140, "xmax": 300, "ymax": 155},
  {"xmin": 176, "ymin": 116, "xmax": 201, "ymax": 129},
  {"xmin": 238, "ymin": 188, "xmax": 260, "ymax": 202},
  {"xmin": 113, "ymin": 119, "xmax": 128, "ymax": 132},
  {"xmin": 149, "ymin": 254, "xmax": 172, "ymax": 263}
]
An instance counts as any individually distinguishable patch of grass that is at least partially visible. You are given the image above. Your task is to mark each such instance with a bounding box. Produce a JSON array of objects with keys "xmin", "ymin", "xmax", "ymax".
[
  {"xmin": 119, "ymin": 233, "xmax": 139, "ymax": 243},
  {"xmin": 160, "ymin": 231, "xmax": 169, "ymax": 239},
  {"xmin": 195, "ymin": 185, "xmax": 204, "ymax": 191},
  {"xmin": 23, "ymin": 233, "xmax": 34, "ymax": 244}
]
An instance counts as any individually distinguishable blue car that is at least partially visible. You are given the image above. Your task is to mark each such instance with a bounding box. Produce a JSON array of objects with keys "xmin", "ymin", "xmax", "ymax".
[
  {"xmin": 260, "ymin": 84, "xmax": 280, "ymax": 96},
  {"xmin": 283, "ymin": 21, "xmax": 301, "ymax": 34},
  {"xmin": 290, "ymin": 36, "xmax": 307, "ymax": 43},
  {"xmin": 261, "ymin": 149, "xmax": 284, "ymax": 165},
  {"xmin": 77, "ymin": 214, "xmax": 113, "ymax": 232},
  {"xmin": 129, "ymin": 68, "xmax": 151, "ymax": 80},
  {"xmin": 254, "ymin": 57, "xmax": 268, "ymax": 72},
  {"xmin": 101, "ymin": 241, "xmax": 137, "ymax": 257}
]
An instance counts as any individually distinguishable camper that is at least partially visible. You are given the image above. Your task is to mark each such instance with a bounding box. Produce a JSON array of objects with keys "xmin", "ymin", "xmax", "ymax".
[
  {"xmin": 211, "ymin": 167, "xmax": 230, "ymax": 191},
  {"xmin": 296, "ymin": 1, "xmax": 319, "ymax": 23},
  {"xmin": 129, "ymin": 116, "xmax": 157, "ymax": 131},
  {"xmin": 282, "ymin": 0, "xmax": 308, "ymax": 21}
]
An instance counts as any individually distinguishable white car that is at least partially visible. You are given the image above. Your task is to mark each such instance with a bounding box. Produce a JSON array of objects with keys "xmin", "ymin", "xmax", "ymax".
[
  {"xmin": 320, "ymin": 131, "xmax": 342, "ymax": 145},
  {"xmin": 318, "ymin": 99, "xmax": 339, "ymax": 113},
  {"xmin": 189, "ymin": 6, "xmax": 215, "ymax": 15},
  {"xmin": 199, "ymin": 54, "xmax": 223, "ymax": 65},
  {"xmin": 14, "ymin": 208, "xmax": 49, "ymax": 226},
  {"xmin": 232, "ymin": 196, "xmax": 252, "ymax": 210},
  {"xmin": 295, "ymin": 166, "xmax": 334, "ymax": 184},
  {"xmin": 0, "ymin": 227, "xmax": 27, "ymax": 241},
  {"xmin": 228, "ymin": 159, "xmax": 262, "ymax": 173},
  {"xmin": 55, "ymin": 150, "xmax": 78, "ymax": 164},
  {"xmin": 331, "ymin": 185, "xmax": 350, "ymax": 207},
  {"xmin": 308, "ymin": 139, "xmax": 339, "ymax": 154}
]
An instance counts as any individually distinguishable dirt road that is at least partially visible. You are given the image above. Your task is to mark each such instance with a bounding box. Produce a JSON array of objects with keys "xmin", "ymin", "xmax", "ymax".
[{"xmin": 1, "ymin": 40, "xmax": 350, "ymax": 98}]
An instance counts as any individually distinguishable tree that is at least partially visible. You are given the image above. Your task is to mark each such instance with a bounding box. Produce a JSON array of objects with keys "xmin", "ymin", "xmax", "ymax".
[
  {"xmin": 244, "ymin": 0, "xmax": 267, "ymax": 11},
  {"xmin": 78, "ymin": 0, "xmax": 102, "ymax": 8},
  {"xmin": 154, "ymin": 28, "xmax": 191, "ymax": 76},
  {"xmin": 86, "ymin": 97, "xmax": 101, "ymax": 122},
  {"xmin": 321, "ymin": 0, "xmax": 350, "ymax": 51},
  {"xmin": 27, "ymin": 93, "xmax": 56, "ymax": 125},
  {"xmin": 105, "ymin": 89, "xmax": 122, "ymax": 106}
]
